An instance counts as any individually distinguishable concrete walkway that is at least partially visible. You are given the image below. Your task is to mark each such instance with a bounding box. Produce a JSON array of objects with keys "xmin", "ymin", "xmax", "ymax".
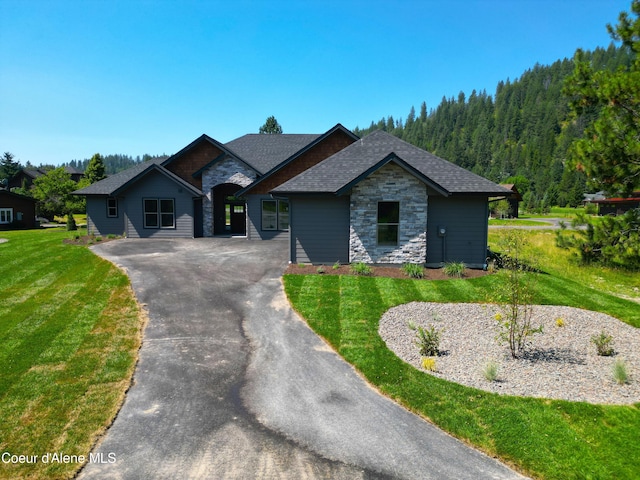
[{"xmin": 79, "ymin": 238, "xmax": 526, "ymax": 479}]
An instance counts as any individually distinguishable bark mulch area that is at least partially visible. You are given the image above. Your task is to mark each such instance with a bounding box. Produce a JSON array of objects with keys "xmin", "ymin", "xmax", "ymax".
[
  {"xmin": 284, "ymin": 264, "xmax": 489, "ymax": 280},
  {"xmin": 63, "ymin": 235, "xmax": 122, "ymax": 246}
]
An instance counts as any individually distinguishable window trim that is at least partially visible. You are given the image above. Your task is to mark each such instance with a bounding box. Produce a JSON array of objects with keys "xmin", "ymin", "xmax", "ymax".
[
  {"xmin": 261, "ymin": 199, "xmax": 289, "ymax": 231},
  {"xmin": 377, "ymin": 201, "xmax": 400, "ymax": 246},
  {"xmin": 0, "ymin": 208, "xmax": 13, "ymax": 224},
  {"xmin": 143, "ymin": 198, "xmax": 176, "ymax": 229},
  {"xmin": 106, "ymin": 197, "xmax": 118, "ymax": 218}
]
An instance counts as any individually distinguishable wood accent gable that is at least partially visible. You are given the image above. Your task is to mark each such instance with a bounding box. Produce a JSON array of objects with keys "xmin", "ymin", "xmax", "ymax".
[
  {"xmin": 250, "ymin": 129, "xmax": 357, "ymax": 195},
  {"xmin": 164, "ymin": 141, "xmax": 224, "ymax": 190}
]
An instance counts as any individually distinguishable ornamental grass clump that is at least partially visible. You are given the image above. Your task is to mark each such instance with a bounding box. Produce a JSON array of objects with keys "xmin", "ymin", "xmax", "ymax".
[
  {"xmin": 402, "ymin": 263, "xmax": 424, "ymax": 279},
  {"xmin": 443, "ymin": 261, "xmax": 465, "ymax": 278},
  {"xmin": 482, "ymin": 360, "xmax": 499, "ymax": 382},
  {"xmin": 612, "ymin": 358, "xmax": 629, "ymax": 385},
  {"xmin": 350, "ymin": 261, "xmax": 372, "ymax": 276}
]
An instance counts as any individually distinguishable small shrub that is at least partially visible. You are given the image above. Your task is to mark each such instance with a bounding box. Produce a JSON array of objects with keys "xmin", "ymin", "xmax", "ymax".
[
  {"xmin": 96, "ymin": 236, "xmax": 103, "ymax": 242},
  {"xmin": 591, "ymin": 331, "xmax": 615, "ymax": 356},
  {"xmin": 402, "ymin": 263, "xmax": 425, "ymax": 279},
  {"xmin": 612, "ymin": 358, "xmax": 629, "ymax": 385},
  {"xmin": 421, "ymin": 357, "xmax": 437, "ymax": 372},
  {"xmin": 332, "ymin": 261, "xmax": 341, "ymax": 270},
  {"xmin": 107, "ymin": 234, "xmax": 116, "ymax": 239},
  {"xmin": 409, "ymin": 323, "xmax": 443, "ymax": 357},
  {"xmin": 66, "ymin": 213, "xmax": 77, "ymax": 231},
  {"xmin": 316, "ymin": 265, "xmax": 326, "ymax": 274},
  {"xmin": 556, "ymin": 317, "xmax": 565, "ymax": 328},
  {"xmin": 443, "ymin": 261, "xmax": 465, "ymax": 278},
  {"xmin": 482, "ymin": 360, "xmax": 499, "ymax": 382},
  {"xmin": 350, "ymin": 262, "xmax": 372, "ymax": 276}
]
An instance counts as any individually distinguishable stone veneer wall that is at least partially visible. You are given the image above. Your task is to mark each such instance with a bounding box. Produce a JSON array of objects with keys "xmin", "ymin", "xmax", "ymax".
[
  {"xmin": 349, "ymin": 163, "xmax": 427, "ymax": 264},
  {"xmin": 201, "ymin": 157, "xmax": 257, "ymax": 236}
]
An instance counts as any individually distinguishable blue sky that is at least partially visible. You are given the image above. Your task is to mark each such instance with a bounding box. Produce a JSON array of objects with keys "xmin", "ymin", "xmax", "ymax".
[{"xmin": 0, "ymin": 0, "xmax": 632, "ymax": 166}]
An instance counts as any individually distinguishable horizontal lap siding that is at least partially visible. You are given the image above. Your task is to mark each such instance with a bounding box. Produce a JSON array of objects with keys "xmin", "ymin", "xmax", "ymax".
[
  {"xmin": 120, "ymin": 170, "xmax": 196, "ymax": 238},
  {"xmin": 426, "ymin": 196, "xmax": 488, "ymax": 267},
  {"xmin": 246, "ymin": 194, "xmax": 289, "ymax": 240},
  {"xmin": 86, "ymin": 197, "xmax": 124, "ymax": 236},
  {"xmin": 291, "ymin": 196, "xmax": 350, "ymax": 264}
]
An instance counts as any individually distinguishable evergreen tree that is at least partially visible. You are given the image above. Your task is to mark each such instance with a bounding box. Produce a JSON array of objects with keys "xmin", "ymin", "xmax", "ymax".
[
  {"xmin": 84, "ymin": 153, "xmax": 107, "ymax": 184},
  {"xmin": 259, "ymin": 116, "xmax": 283, "ymax": 134},
  {"xmin": 563, "ymin": 0, "xmax": 640, "ymax": 197},
  {"xmin": 0, "ymin": 152, "xmax": 22, "ymax": 181}
]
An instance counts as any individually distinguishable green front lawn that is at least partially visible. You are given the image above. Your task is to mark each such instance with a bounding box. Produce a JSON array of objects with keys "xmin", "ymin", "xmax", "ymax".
[
  {"xmin": 0, "ymin": 229, "xmax": 143, "ymax": 480},
  {"xmin": 284, "ymin": 266, "xmax": 640, "ymax": 479}
]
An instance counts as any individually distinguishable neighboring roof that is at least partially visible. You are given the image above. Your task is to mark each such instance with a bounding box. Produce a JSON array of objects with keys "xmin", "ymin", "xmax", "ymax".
[
  {"xmin": 21, "ymin": 169, "xmax": 46, "ymax": 179},
  {"xmin": 593, "ymin": 192, "xmax": 640, "ymax": 204},
  {"xmin": 499, "ymin": 184, "xmax": 523, "ymax": 201},
  {"xmin": 64, "ymin": 166, "xmax": 84, "ymax": 175},
  {"xmin": 272, "ymin": 130, "xmax": 511, "ymax": 197},
  {"xmin": 237, "ymin": 124, "xmax": 358, "ymax": 196},
  {"xmin": 0, "ymin": 189, "xmax": 37, "ymax": 203},
  {"xmin": 73, "ymin": 158, "xmax": 203, "ymax": 197},
  {"xmin": 225, "ymin": 133, "xmax": 321, "ymax": 174}
]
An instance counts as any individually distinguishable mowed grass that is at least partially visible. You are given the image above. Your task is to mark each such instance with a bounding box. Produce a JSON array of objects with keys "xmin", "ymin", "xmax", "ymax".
[
  {"xmin": 0, "ymin": 229, "xmax": 143, "ymax": 480},
  {"xmin": 284, "ymin": 246, "xmax": 640, "ymax": 479}
]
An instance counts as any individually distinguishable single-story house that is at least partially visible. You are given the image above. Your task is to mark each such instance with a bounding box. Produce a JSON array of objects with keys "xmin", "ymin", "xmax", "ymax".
[
  {"xmin": 9, "ymin": 166, "xmax": 84, "ymax": 189},
  {"xmin": 75, "ymin": 126, "xmax": 510, "ymax": 267},
  {"xmin": 593, "ymin": 192, "xmax": 640, "ymax": 216},
  {"xmin": 0, "ymin": 189, "xmax": 37, "ymax": 230},
  {"xmin": 497, "ymin": 184, "xmax": 522, "ymax": 218}
]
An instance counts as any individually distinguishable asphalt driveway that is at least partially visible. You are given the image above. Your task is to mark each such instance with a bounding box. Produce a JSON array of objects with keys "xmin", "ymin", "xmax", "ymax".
[{"xmin": 79, "ymin": 238, "xmax": 525, "ymax": 479}]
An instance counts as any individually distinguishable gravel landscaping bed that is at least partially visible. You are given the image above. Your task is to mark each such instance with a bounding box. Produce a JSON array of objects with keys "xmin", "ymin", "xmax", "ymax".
[{"xmin": 380, "ymin": 302, "xmax": 640, "ymax": 404}]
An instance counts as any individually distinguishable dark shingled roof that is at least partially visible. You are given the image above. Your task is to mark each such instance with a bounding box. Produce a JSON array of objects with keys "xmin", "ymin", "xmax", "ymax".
[
  {"xmin": 272, "ymin": 130, "xmax": 511, "ymax": 196},
  {"xmin": 73, "ymin": 158, "xmax": 202, "ymax": 196},
  {"xmin": 225, "ymin": 134, "xmax": 321, "ymax": 174}
]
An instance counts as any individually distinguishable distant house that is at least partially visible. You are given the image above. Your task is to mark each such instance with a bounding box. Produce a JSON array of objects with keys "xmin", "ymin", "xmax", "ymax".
[
  {"xmin": 498, "ymin": 184, "xmax": 522, "ymax": 218},
  {"xmin": 593, "ymin": 192, "xmax": 640, "ymax": 216},
  {"xmin": 75, "ymin": 126, "xmax": 510, "ymax": 267},
  {"xmin": 8, "ymin": 166, "xmax": 84, "ymax": 189},
  {"xmin": 0, "ymin": 189, "xmax": 37, "ymax": 230}
]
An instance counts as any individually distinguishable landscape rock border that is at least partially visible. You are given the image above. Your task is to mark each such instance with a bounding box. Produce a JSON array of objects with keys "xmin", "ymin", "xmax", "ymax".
[{"xmin": 379, "ymin": 302, "xmax": 640, "ymax": 405}]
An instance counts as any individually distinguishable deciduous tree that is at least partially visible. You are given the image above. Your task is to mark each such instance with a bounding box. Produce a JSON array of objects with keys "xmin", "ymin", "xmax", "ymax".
[{"xmin": 31, "ymin": 167, "xmax": 82, "ymax": 219}]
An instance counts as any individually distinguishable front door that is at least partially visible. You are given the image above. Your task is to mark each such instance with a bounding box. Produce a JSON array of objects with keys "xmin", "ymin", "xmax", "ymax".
[{"xmin": 213, "ymin": 184, "xmax": 246, "ymax": 235}]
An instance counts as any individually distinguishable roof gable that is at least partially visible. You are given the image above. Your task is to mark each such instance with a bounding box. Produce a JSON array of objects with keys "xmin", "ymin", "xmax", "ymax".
[
  {"xmin": 272, "ymin": 130, "xmax": 511, "ymax": 196},
  {"xmin": 238, "ymin": 124, "xmax": 358, "ymax": 195},
  {"xmin": 73, "ymin": 159, "xmax": 202, "ymax": 197}
]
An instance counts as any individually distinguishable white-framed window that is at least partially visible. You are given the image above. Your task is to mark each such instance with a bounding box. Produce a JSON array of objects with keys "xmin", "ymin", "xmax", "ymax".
[
  {"xmin": 261, "ymin": 199, "xmax": 289, "ymax": 231},
  {"xmin": 107, "ymin": 197, "xmax": 118, "ymax": 217},
  {"xmin": 143, "ymin": 198, "xmax": 175, "ymax": 229},
  {"xmin": 0, "ymin": 208, "xmax": 13, "ymax": 224},
  {"xmin": 377, "ymin": 201, "xmax": 399, "ymax": 246}
]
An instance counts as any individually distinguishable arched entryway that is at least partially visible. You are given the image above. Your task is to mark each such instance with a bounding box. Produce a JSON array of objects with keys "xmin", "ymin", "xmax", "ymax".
[{"xmin": 212, "ymin": 183, "xmax": 246, "ymax": 235}]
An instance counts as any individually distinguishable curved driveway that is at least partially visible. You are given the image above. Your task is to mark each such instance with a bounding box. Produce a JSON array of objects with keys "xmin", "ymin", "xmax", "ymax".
[{"xmin": 79, "ymin": 238, "xmax": 525, "ymax": 480}]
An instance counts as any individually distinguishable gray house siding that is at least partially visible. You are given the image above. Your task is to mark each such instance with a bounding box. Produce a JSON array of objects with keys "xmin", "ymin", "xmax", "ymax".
[
  {"xmin": 289, "ymin": 195, "xmax": 350, "ymax": 264},
  {"xmin": 426, "ymin": 195, "xmax": 489, "ymax": 268},
  {"xmin": 86, "ymin": 196, "xmax": 125, "ymax": 236},
  {"xmin": 119, "ymin": 170, "xmax": 197, "ymax": 238},
  {"xmin": 246, "ymin": 194, "xmax": 289, "ymax": 241}
]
